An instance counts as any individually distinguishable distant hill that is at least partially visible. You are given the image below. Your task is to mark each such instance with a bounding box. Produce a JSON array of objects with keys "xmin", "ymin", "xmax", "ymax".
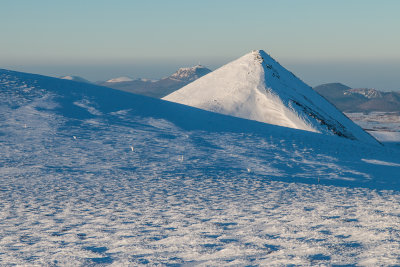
[
  {"xmin": 98, "ymin": 65, "xmax": 212, "ymax": 98},
  {"xmin": 60, "ymin": 75, "xmax": 92, "ymax": 84},
  {"xmin": 105, "ymin": 76, "xmax": 134, "ymax": 83},
  {"xmin": 314, "ymin": 83, "xmax": 400, "ymax": 112},
  {"xmin": 169, "ymin": 64, "xmax": 212, "ymax": 82}
]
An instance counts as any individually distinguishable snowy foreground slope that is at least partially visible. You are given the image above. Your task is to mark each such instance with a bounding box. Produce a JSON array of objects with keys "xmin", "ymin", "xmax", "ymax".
[
  {"xmin": 1, "ymin": 69, "xmax": 400, "ymax": 266},
  {"xmin": 164, "ymin": 50, "xmax": 378, "ymax": 145}
]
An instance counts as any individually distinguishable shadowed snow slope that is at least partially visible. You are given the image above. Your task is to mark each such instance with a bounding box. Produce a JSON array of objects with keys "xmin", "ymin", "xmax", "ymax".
[
  {"xmin": 164, "ymin": 50, "xmax": 378, "ymax": 145},
  {"xmin": 1, "ymin": 68, "xmax": 400, "ymax": 265}
]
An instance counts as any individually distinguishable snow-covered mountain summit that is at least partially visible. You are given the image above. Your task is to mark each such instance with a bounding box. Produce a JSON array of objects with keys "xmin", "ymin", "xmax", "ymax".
[
  {"xmin": 163, "ymin": 50, "xmax": 378, "ymax": 145},
  {"xmin": 169, "ymin": 65, "xmax": 211, "ymax": 82}
]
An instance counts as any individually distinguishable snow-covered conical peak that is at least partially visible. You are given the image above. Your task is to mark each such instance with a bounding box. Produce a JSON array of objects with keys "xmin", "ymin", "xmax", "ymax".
[{"xmin": 163, "ymin": 50, "xmax": 379, "ymax": 145}]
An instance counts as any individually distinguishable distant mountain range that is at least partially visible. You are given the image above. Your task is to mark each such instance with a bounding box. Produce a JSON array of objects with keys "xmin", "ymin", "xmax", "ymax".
[
  {"xmin": 96, "ymin": 65, "xmax": 211, "ymax": 98},
  {"xmin": 313, "ymin": 83, "xmax": 400, "ymax": 113},
  {"xmin": 59, "ymin": 69, "xmax": 399, "ymax": 114}
]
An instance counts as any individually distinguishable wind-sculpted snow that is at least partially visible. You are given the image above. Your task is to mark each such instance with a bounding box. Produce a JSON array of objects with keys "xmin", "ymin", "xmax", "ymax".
[{"xmin": 1, "ymin": 69, "xmax": 400, "ymax": 265}]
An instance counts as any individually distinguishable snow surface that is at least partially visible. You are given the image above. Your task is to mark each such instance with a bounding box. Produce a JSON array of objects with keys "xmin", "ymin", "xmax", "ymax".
[
  {"xmin": 1, "ymin": 69, "xmax": 400, "ymax": 265},
  {"xmin": 163, "ymin": 50, "xmax": 378, "ymax": 145},
  {"xmin": 106, "ymin": 76, "xmax": 134, "ymax": 83}
]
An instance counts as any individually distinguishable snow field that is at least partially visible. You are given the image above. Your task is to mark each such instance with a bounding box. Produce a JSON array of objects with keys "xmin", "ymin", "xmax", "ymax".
[{"xmin": 1, "ymin": 69, "xmax": 400, "ymax": 265}]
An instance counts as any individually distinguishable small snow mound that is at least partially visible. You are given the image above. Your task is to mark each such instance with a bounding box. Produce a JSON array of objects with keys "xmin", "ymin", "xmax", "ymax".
[
  {"xmin": 106, "ymin": 76, "xmax": 134, "ymax": 83},
  {"xmin": 61, "ymin": 76, "xmax": 75, "ymax": 80},
  {"xmin": 60, "ymin": 76, "xmax": 91, "ymax": 83},
  {"xmin": 135, "ymin": 78, "xmax": 157, "ymax": 82}
]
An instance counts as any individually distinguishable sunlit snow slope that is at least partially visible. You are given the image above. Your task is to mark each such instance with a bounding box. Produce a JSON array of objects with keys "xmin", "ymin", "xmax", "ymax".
[
  {"xmin": 164, "ymin": 50, "xmax": 378, "ymax": 145},
  {"xmin": 1, "ymin": 69, "xmax": 400, "ymax": 266}
]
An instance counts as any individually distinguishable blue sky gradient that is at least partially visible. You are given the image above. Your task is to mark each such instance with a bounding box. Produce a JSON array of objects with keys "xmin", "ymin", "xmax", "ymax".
[{"xmin": 1, "ymin": 0, "xmax": 400, "ymax": 90}]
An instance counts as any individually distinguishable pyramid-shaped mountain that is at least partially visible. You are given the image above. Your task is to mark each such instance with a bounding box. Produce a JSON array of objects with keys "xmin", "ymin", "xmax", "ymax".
[{"xmin": 163, "ymin": 50, "xmax": 378, "ymax": 144}]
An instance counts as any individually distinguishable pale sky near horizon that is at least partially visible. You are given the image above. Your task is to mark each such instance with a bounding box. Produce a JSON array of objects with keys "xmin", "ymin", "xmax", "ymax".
[{"xmin": 1, "ymin": 0, "xmax": 400, "ymax": 90}]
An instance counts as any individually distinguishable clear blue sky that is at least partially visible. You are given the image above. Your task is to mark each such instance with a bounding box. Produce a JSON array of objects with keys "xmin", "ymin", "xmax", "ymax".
[{"xmin": 1, "ymin": 0, "xmax": 400, "ymax": 90}]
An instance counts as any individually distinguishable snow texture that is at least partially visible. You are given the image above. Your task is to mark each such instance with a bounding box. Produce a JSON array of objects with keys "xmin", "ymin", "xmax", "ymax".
[
  {"xmin": 163, "ymin": 50, "xmax": 378, "ymax": 145},
  {"xmin": 1, "ymin": 68, "xmax": 400, "ymax": 266}
]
